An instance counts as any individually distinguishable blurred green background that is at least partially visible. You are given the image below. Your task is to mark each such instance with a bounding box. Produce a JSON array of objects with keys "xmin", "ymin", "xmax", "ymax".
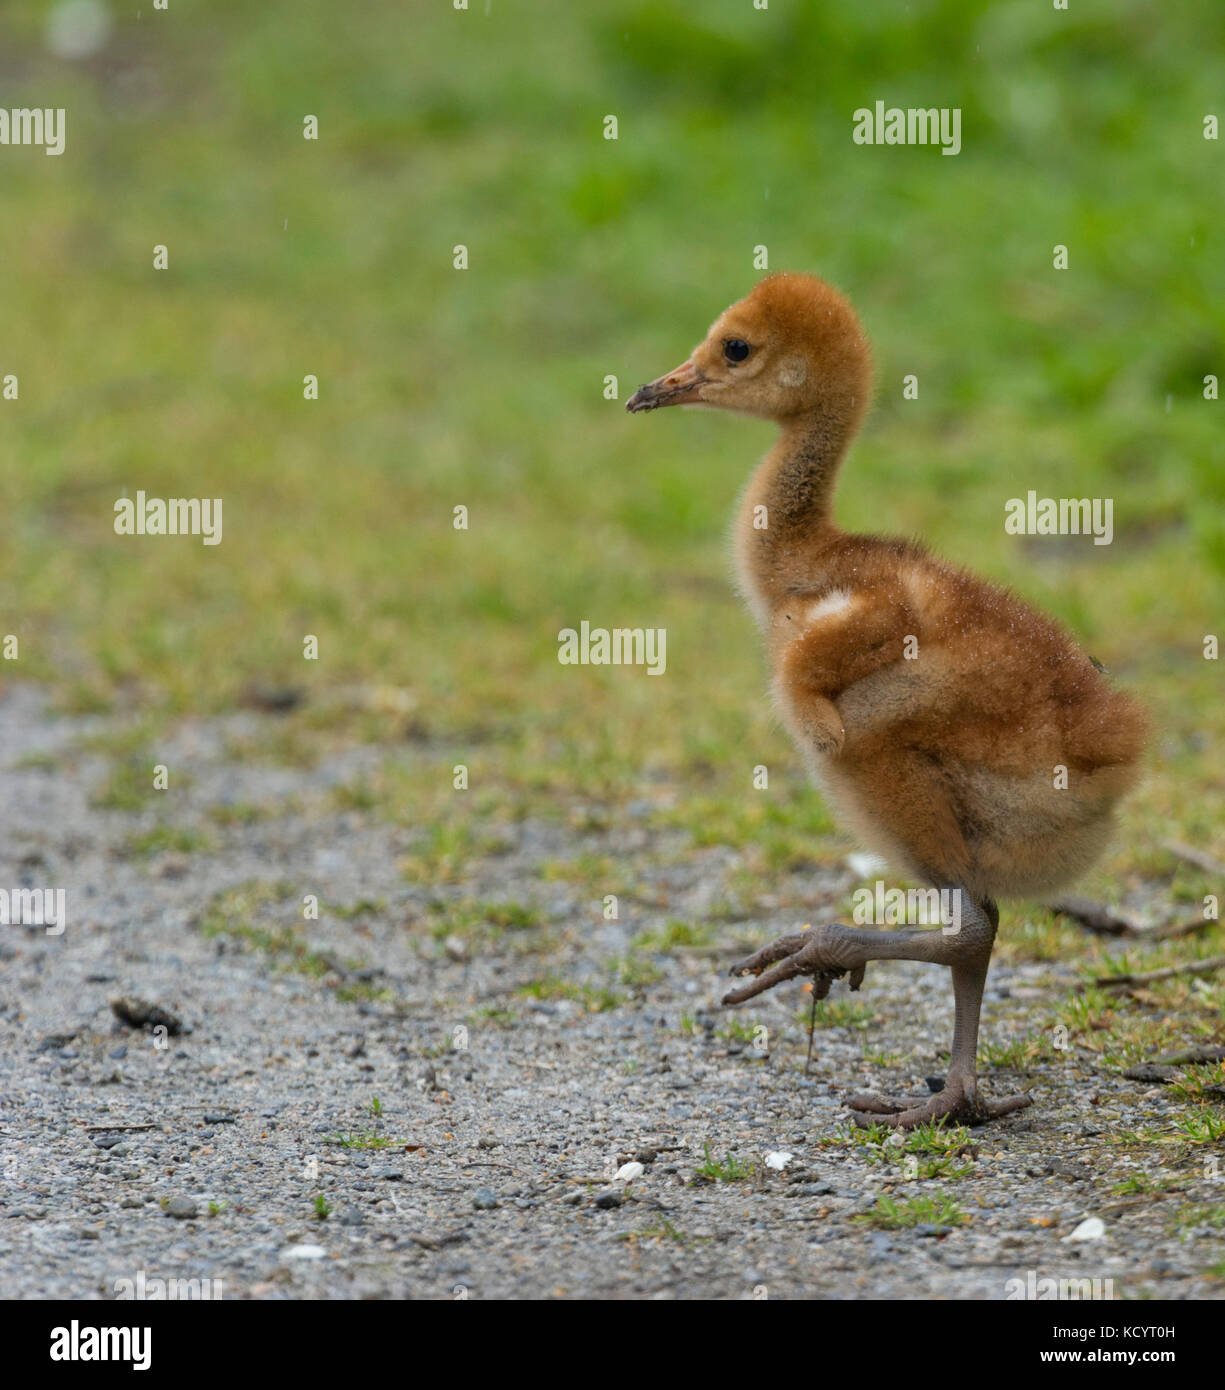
[{"xmin": 1, "ymin": 0, "xmax": 1222, "ymax": 871}]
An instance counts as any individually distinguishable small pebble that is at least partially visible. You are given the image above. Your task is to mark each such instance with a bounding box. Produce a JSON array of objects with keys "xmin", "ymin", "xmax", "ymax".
[{"xmin": 1063, "ymin": 1217, "xmax": 1106, "ymax": 1243}]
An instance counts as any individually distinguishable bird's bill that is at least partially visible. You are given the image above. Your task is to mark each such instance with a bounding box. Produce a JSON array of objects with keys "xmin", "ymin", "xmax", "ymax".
[{"xmin": 625, "ymin": 359, "xmax": 704, "ymax": 413}]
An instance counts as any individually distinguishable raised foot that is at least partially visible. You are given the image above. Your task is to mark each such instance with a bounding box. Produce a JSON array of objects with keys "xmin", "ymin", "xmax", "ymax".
[
  {"xmin": 722, "ymin": 926, "xmax": 865, "ymax": 1006},
  {"xmin": 847, "ymin": 1083, "xmax": 1032, "ymax": 1130}
]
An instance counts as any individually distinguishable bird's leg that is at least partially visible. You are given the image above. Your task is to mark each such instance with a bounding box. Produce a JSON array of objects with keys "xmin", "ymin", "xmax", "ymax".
[{"xmin": 724, "ymin": 895, "xmax": 1032, "ymax": 1129}]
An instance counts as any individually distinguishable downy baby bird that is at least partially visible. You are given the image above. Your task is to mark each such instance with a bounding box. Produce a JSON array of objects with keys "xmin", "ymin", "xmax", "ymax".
[{"xmin": 626, "ymin": 273, "xmax": 1147, "ymax": 1129}]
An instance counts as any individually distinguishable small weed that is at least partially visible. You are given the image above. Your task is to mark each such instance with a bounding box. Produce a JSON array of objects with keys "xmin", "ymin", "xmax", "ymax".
[
  {"xmin": 1172, "ymin": 1109, "xmax": 1225, "ymax": 1144},
  {"xmin": 516, "ymin": 978, "xmax": 621, "ymax": 1013},
  {"xmin": 325, "ymin": 1132, "xmax": 393, "ymax": 1150},
  {"xmin": 853, "ymin": 1193, "xmax": 968, "ymax": 1230},
  {"xmin": 1110, "ymin": 1173, "xmax": 1180, "ymax": 1196},
  {"xmin": 473, "ymin": 1005, "xmax": 516, "ymax": 1027},
  {"xmin": 694, "ymin": 1144, "xmax": 756, "ymax": 1183},
  {"xmin": 978, "ymin": 1034, "xmax": 1048, "ymax": 1068},
  {"xmin": 621, "ymin": 1218, "xmax": 686, "ymax": 1244},
  {"xmin": 634, "ymin": 920, "xmax": 713, "ymax": 952},
  {"xmin": 717, "ymin": 1017, "xmax": 762, "ymax": 1046},
  {"xmin": 798, "ymin": 997, "xmax": 875, "ymax": 1032},
  {"xmin": 120, "ymin": 826, "xmax": 212, "ymax": 858},
  {"xmin": 93, "ymin": 756, "xmax": 181, "ymax": 811},
  {"xmin": 861, "ymin": 1048, "xmax": 905, "ymax": 1066},
  {"xmin": 1173, "ymin": 1203, "xmax": 1225, "ymax": 1236},
  {"xmin": 330, "ymin": 898, "xmax": 386, "ymax": 920},
  {"xmin": 14, "ymin": 750, "xmax": 58, "ymax": 772},
  {"xmin": 854, "ymin": 1119, "xmax": 974, "ymax": 1159},
  {"xmin": 618, "ymin": 956, "xmax": 664, "ymax": 988},
  {"xmin": 1168, "ymin": 1062, "xmax": 1225, "ymax": 1104}
]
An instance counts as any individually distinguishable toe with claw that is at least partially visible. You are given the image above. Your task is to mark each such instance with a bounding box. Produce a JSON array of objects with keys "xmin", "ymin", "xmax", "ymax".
[
  {"xmin": 846, "ymin": 1079, "xmax": 1032, "ymax": 1130},
  {"xmin": 722, "ymin": 925, "xmax": 863, "ymax": 1007}
]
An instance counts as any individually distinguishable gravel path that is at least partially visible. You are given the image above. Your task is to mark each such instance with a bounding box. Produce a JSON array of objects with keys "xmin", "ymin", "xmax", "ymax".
[{"xmin": 1, "ymin": 684, "xmax": 1221, "ymax": 1301}]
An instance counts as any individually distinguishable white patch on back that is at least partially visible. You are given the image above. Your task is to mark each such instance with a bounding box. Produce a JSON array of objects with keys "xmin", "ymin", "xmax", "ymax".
[{"xmin": 804, "ymin": 588, "xmax": 853, "ymax": 623}]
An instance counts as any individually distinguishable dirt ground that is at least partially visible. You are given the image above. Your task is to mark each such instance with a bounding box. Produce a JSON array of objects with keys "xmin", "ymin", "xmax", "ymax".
[{"xmin": 1, "ymin": 684, "xmax": 1221, "ymax": 1301}]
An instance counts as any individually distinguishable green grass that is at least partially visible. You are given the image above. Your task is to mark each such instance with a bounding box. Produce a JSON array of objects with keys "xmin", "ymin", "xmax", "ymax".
[
  {"xmin": 801, "ymin": 997, "xmax": 877, "ymax": 1032},
  {"xmin": 848, "ymin": 1119, "xmax": 976, "ymax": 1173},
  {"xmin": 325, "ymin": 1133, "xmax": 394, "ymax": 1152},
  {"xmin": 1110, "ymin": 1174, "xmax": 1182, "ymax": 1197},
  {"xmin": 1172, "ymin": 1110, "xmax": 1225, "ymax": 1144},
  {"xmin": 617, "ymin": 955, "xmax": 664, "ymax": 988},
  {"xmin": 978, "ymin": 1034, "xmax": 1051, "ymax": 1068},
  {"xmin": 516, "ymin": 977, "xmax": 622, "ymax": 1013},
  {"xmin": 92, "ymin": 757, "xmax": 184, "ymax": 811},
  {"xmin": 717, "ymin": 1016, "xmax": 765, "ymax": 1046},
  {"xmin": 852, "ymin": 1193, "xmax": 969, "ymax": 1231},
  {"xmin": 195, "ymin": 881, "xmax": 389, "ymax": 998},
  {"xmin": 694, "ymin": 1145, "xmax": 756, "ymax": 1183},
  {"xmin": 1174, "ymin": 1204, "xmax": 1225, "ymax": 1237},
  {"xmin": 1169, "ymin": 1062, "xmax": 1225, "ymax": 1103},
  {"xmin": 120, "ymin": 825, "xmax": 213, "ymax": 858},
  {"xmin": 848, "ymin": 1118, "xmax": 978, "ymax": 1181},
  {"xmin": 1, "ymin": 4, "xmax": 1221, "ymax": 1038},
  {"xmin": 2, "ymin": 0, "xmax": 1212, "ymax": 850},
  {"xmin": 634, "ymin": 920, "xmax": 713, "ymax": 952},
  {"xmin": 428, "ymin": 898, "xmax": 547, "ymax": 946},
  {"xmin": 621, "ymin": 1218, "xmax": 687, "ymax": 1245}
]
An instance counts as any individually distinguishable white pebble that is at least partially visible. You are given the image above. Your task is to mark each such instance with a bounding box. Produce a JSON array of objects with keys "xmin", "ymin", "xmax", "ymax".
[
  {"xmin": 616, "ymin": 1162, "xmax": 644, "ymax": 1182},
  {"xmin": 282, "ymin": 1243, "xmax": 328, "ymax": 1260},
  {"xmin": 1062, "ymin": 1217, "xmax": 1106, "ymax": 1243}
]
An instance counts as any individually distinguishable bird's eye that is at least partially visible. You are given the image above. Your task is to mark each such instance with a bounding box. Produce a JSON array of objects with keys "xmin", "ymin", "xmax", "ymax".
[{"xmin": 723, "ymin": 338, "xmax": 750, "ymax": 364}]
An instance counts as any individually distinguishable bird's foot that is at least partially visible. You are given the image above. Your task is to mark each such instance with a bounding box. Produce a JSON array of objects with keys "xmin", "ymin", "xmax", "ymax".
[
  {"xmin": 846, "ymin": 1091, "xmax": 939, "ymax": 1116},
  {"xmin": 847, "ymin": 1077, "xmax": 1031, "ymax": 1130},
  {"xmin": 723, "ymin": 925, "xmax": 864, "ymax": 1006}
]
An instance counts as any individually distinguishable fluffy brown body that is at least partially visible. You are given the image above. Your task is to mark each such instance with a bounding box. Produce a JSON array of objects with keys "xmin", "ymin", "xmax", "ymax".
[{"xmin": 627, "ymin": 272, "xmax": 1147, "ymax": 1128}]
